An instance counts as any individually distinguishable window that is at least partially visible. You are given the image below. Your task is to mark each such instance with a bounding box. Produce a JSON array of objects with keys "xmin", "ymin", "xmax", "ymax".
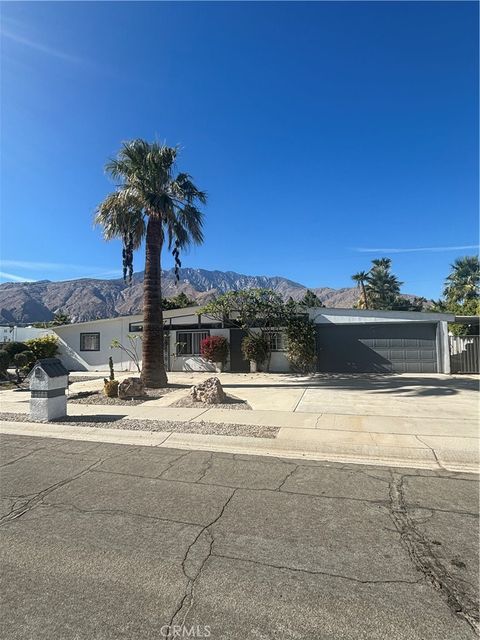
[
  {"xmin": 176, "ymin": 331, "xmax": 210, "ymax": 356},
  {"xmin": 264, "ymin": 331, "xmax": 286, "ymax": 352},
  {"xmin": 129, "ymin": 322, "xmax": 143, "ymax": 333},
  {"xmin": 80, "ymin": 332, "xmax": 100, "ymax": 351}
]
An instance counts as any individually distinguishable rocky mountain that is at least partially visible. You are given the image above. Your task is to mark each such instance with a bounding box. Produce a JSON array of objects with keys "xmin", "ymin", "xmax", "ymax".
[{"xmin": 0, "ymin": 267, "xmax": 403, "ymax": 324}]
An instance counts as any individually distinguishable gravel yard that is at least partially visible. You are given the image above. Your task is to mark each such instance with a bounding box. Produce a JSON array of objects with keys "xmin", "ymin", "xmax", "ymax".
[
  {"xmin": 0, "ymin": 412, "xmax": 278, "ymax": 438},
  {"xmin": 68, "ymin": 387, "xmax": 180, "ymax": 406}
]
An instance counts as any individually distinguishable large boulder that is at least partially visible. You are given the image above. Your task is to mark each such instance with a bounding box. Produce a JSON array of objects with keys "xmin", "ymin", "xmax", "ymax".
[
  {"xmin": 190, "ymin": 376, "xmax": 226, "ymax": 404},
  {"xmin": 118, "ymin": 377, "xmax": 146, "ymax": 399}
]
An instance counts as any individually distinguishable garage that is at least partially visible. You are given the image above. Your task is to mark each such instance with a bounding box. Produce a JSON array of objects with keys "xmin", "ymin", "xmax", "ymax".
[{"xmin": 315, "ymin": 322, "xmax": 439, "ymax": 373}]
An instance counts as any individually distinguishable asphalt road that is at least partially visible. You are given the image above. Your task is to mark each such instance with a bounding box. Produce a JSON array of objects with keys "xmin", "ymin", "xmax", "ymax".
[{"xmin": 0, "ymin": 433, "xmax": 478, "ymax": 640}]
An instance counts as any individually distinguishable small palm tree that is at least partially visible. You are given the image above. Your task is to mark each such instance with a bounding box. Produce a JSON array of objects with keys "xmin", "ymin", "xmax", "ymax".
[
  {"xmin": 95, "ymin": 139, "xmax": 206, "ymax": 387},
  {"xmin": 351, "ymin": 271, "xmax": 369, "ymax": 309}
]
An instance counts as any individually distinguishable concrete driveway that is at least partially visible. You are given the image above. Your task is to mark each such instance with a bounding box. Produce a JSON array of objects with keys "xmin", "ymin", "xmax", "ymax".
[{"xmin": 0, "ymin": 434, "xmax": 478, "ymax": 639}]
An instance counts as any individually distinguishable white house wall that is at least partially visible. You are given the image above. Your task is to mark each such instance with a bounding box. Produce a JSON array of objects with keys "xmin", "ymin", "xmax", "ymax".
[{"xmin": 54, "ymin": 315, "xmax": 143, "ymax": 372}]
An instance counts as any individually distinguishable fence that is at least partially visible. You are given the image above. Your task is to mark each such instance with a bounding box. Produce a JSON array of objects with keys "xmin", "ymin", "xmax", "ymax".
[{"xmin": 449, "ymin": 335, "xmax": 480, "ymax": 374}]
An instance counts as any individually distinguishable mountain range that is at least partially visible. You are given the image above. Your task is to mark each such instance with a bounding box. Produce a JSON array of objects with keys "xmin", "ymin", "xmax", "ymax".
[{"xmin": 0, "ymin": 267, "xmax": 417, "ymax": 324}]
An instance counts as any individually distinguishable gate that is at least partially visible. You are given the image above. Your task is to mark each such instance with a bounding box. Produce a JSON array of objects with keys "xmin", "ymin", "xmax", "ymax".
[{"xmin": 449, "ymin": 335, "xmax": 480, "ymax": 374}]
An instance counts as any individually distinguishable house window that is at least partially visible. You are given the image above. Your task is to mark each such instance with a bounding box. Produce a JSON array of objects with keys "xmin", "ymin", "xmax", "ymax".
[
  {"xmin": 176, "ymin": 331, "xmax": 210, "ymax": 356},
  {"xmin": 129, "ymin": 322, "xmax": 143, "ymax": 333},
  {"xmin": 80, "ymin": 332, "xmax": 100, "ymax": 351},
  {"xmin": 265, "ymin": 331, "xmax": 286, "ymax": 352}
]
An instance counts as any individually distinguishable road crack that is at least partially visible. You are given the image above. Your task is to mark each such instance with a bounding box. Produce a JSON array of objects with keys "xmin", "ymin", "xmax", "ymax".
[
  {"xmin": 166, "ymin": 488, "xmax": 237, "ymax": 638},
  {"xmin": 388, "ymin": 471, "xmax": 479, "ymax": 634}
]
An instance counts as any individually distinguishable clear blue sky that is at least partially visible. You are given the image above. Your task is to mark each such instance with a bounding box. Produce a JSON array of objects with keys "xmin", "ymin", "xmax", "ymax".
[{"xmin": 1, "ymin": 1, "xmax": 478, "ymax": 299}]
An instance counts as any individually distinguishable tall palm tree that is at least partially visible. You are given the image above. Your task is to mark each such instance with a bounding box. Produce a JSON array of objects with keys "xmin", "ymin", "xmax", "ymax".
[
  {"xmin": 365, "ymin": 258, "xmax": 402, "ymax": 310},
  {"xmin": 95, "ymin": 140, "xmax": 206, "ymax": 387},
  {"xmin": 444, "ymin": 256, "xmax": 479, "ymax": 303},
  {"xmin": 351, "ymin": 271, "xmax": 369, "ymax": 309}
]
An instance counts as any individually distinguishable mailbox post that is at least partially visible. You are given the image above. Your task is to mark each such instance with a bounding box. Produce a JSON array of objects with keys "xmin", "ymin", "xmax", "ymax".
[{"xmin": 30, "ymin": 358, "xmax": 69, "ymax": 421}]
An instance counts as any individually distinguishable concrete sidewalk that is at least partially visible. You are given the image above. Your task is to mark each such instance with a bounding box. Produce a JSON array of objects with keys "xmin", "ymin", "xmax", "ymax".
[{"xmin": 1, "ymin": 371, "xmax": 477, "ymax": 472}]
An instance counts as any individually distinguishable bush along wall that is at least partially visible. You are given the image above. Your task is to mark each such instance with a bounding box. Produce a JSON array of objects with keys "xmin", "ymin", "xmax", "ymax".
[{"xmin": 285, "ymin": 316, "xmax": 317, "ymax": 374}]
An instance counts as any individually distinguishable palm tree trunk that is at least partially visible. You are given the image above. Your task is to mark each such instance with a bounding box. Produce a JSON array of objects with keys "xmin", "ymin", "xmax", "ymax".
[
  {"xmin": 361, "ymin": 281, "xmax": 369, "ymax": 309},
  {"xmin": 141, "ymin": 214, "xmax": 168, "ymax": 388}
]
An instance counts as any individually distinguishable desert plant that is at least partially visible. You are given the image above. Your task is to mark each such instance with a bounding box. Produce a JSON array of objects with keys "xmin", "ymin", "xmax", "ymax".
[
  {"xmin": 285, "ymin": 316, "xmax": 317, "ymax": 373},
  {"xmin": 25, "ymin": 335, "xmax": 59, "ymax": 361},
  {"xmin": 200, "ymin": 336, "xmax": 229, "ymax": 364},
  {"xmin": 241, "ymin": 333, "xmax": 269, "ymax": 366},
  {"xmin": 111, "ymin": 335, "xmax": 142, "ymax": 373},
  {"xmin": 108, "ymin": 356, "xmax": 115, "ymax": 381},
  {"xmin": 103, "ymin": 380, "xmax": 119, "ymax": 398},
  {"xmin": 95, "ymin": 139, "xmax": 206, "ymax": 388}
]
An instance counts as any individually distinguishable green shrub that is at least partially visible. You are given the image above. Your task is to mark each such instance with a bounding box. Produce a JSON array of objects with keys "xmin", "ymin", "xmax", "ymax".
[
  {"xmin": 14, "ymin": 351, "xmax": 33, "ymax": 369},
  {"xmin": 3, "ymin": 342, "xmax": 29, "ymax": 364},
  {"xmin": 25, "ymin": 335, "xmax": 59, "ymax": 361},
  {"xmin": 241, "ymin": 333, "xmax": 269, "ymax": 365},
  {"xmin": 0, "ymin": 350, "xmax": 10, "ymax": 374},
  {"xmin": 13, "ymin": 351, "xmax": 35, "ymax": 381},
  {"xmin": 285, "ymin": 316, "xmax": 317, "ymax": 374}
]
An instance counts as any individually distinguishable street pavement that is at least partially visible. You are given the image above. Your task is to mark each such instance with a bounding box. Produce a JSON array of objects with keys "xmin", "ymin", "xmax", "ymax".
[{"xmin": 0, "ymin": 433, "xmax": 478, "ymax": 639}]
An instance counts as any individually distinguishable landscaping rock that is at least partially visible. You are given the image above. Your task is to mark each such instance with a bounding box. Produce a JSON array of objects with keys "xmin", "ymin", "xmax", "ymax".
[
  {"xmin": 118, "ymin": 377, "xmax": 146, "ymax": 399},
  {"xmin": 190, "ymin": 376, "xmax": 227, "ymax": 404}
]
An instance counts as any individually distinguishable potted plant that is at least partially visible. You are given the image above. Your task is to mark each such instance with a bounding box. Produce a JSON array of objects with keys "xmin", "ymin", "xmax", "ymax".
[
  {"xmin": 200, "ymin": 336, "xmax": 229, "ymax": 372},
  {"xmin": 241, "ymin": 334, "xmax": 269, "ymax": 373}
]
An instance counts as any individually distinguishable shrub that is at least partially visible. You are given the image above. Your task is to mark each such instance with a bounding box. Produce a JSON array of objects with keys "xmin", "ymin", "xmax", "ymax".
[
  {"xmin": 25, "ymin": 335, "xmax": 59, "ymax": 361},
  {"xmin": 14, "ymin": 351, "xmax": 34, "ymax": 368},
  {"xmin": 200, "ymin": 336, "xmax": 229, "ymax": 364},
  {"xmin": 3, "ymin": 341, "xmax": 28, "ymax": 364},
  {"xmin": 0, "ymin": 350, "xmax": 10, "ymax": 374},
  {"xmin": 285, "ymin": 316, "xmax": 317, "ymax": 374},
  {"xmin": 241, "ymin": 333, "xmax": 269, "ymax": 365},
  {"xmin": 103, "ymin": 380, "xmax": 119, "ymax": 398},
  {"xmin": 13, "ymin": 351, "xmax": 35, "ymax": 381}
]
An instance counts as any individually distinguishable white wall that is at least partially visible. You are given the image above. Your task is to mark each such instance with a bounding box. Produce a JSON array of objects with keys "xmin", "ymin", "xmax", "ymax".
[
  {"xmin": 54, "ymin": 315, "xmax": 143, "ymax": 372},
  {"xmin": 0, "ymin": 326, "xmax": 53, "ymax": 343}
]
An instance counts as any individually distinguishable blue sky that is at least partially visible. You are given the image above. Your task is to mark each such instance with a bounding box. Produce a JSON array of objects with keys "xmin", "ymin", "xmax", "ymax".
[{"xmin": 1, "ymin": 1, "xmax": 478, "ymax": 299}]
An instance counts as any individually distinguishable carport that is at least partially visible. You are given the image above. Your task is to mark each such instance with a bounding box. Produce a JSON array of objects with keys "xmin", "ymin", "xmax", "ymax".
[{"xmin": 310, "ymin": 309, "xmax": 454, "ymax": 374}]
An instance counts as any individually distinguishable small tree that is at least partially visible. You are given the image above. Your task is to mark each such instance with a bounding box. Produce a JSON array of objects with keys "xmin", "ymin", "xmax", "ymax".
[
  {"xmin": 25, "ymin": 335, "xmax": 59, "ymax": 361},
  {"xmin": 111, "ymin": 335, "xmax": 142, "ymax": 373},
  {"xmin": 241, "ymin": 333, "xmax": 269, "ymax": 367},
  {"xmin": 201, "ymin": 289, "xmax": 287, "ymax": 335},
  {"xmin": 200, "ymin": 336, "xmax": 229, "ymax": 364},
  {"xmin": 285, "ymin": 316, "xmax": 316, "ymax": 373},
  {"xmin": 3, "ymin": 342, "xmax": 28, "ymax": 365},
  {"xmin": 300, "ymin": 290, "xmax": 324, "ymax": 308}
]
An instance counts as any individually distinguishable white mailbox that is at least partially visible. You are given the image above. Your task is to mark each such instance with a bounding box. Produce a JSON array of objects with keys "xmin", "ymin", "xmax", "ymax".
[{"xmin": 29, "ymin": 358, "xmax": 69, "ymax": 421}]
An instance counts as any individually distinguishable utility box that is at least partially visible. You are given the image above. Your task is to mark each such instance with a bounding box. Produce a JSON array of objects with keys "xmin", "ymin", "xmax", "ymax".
[{"xmin": 29, "ymin": 358, "xmax": 69, "ymax": 421}]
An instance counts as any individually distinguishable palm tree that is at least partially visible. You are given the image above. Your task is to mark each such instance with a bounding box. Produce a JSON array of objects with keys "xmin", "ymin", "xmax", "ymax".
[
  {"xmin": 95, "ymin": 139, "xmax": 206, "ymax": 387},
  {"xmin": 444, "ymin": 256, "xmax": 479, "ymax": 303},
  {"xmin": 365, "ymin": 258, "xmax": 402, "ymax": 310},
  {"xmin": 351, "ymin": 271, "xmax": 369, "ymax": 309}
]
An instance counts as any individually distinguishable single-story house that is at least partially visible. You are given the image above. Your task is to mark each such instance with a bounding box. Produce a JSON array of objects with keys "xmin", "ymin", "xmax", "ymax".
[{"xmin": 52, "ymin": 305, "xmax": 455, "ymax": 374}]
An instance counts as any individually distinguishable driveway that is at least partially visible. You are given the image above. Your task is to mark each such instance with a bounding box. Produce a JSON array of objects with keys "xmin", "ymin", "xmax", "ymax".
[{"xmin": 1, "ymin": 434, "xmax": 478, "ymax": 640}]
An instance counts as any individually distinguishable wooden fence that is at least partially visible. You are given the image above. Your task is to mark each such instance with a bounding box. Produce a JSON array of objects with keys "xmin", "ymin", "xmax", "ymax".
[{"xmin": 449, "ymin": 335, "xmax": 480, "ymax": 374}]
